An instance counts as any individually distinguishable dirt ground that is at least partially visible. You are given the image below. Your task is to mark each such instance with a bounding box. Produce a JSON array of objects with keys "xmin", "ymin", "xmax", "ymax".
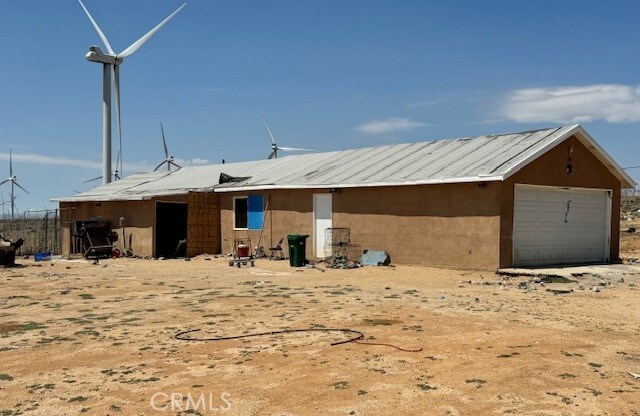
[
  {"xmin": 1, "ymin": 252, "xmax": 640, "ymax": 415},
  {"xmin": 621, "ymin": 219, "xmax": 640, "ymax": 260}
]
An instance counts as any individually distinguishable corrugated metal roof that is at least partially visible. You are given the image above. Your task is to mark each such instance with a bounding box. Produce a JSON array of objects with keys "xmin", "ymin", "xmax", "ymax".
[{"xmin": 53, "ymin": 124, "xmax": 635, "ymax": 202}]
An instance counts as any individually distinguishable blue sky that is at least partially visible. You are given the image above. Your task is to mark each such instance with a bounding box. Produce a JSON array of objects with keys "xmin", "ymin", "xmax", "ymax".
[{"xmin": 1, "ymin": 0, "xmax": 639, "ymax": 212}]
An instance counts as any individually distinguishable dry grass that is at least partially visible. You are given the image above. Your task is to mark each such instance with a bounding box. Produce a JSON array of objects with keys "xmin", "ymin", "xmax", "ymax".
[{"xmin": 1, "ymin": 253, "xmax": 640, "ymax": 415}]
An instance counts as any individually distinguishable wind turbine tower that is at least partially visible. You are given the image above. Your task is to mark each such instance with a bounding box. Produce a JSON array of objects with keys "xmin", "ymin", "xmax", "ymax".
[
  {"xmin": 77, "ymin": 0, "xmax": 186, "ymax": 185},
  {"xmin": 0, "ymin": 150, "xmax": 29, "ymax": 221}
]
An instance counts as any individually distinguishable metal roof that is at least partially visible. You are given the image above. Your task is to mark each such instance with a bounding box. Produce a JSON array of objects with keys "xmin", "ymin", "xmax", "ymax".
[{"xmin": 53, "ymin": 124, "xmax": 635, "ymax": 202}]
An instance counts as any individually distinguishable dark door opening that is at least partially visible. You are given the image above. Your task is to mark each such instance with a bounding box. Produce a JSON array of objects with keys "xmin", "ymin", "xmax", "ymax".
[{"xmin": 155, "ymin": 202, "xmax": 188, "ymax": 258}]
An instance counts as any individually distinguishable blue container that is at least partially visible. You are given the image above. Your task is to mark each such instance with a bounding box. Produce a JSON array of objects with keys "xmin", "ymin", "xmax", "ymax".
[{"xmin": 34, "ymin": 251, "xmax": 52, "ymax": 262}]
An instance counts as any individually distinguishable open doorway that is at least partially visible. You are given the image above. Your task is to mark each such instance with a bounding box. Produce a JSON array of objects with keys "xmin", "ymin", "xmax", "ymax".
[{"xmin": 155, "ymin": 202, "xmax": 188, "ymax": 258}]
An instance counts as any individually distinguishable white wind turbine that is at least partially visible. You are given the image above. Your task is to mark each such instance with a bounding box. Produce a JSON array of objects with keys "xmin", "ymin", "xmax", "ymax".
[
  {"xmin": 83, "ymin": 151, "xmax": 121, "ymax": 184},
  {"xmin": 258, "ymin": 110, "xmax": 315, "ymax": 159},
  {"xmin": 154, "ymin": 122, "xmax": 182, "ymax": 171},
  {"xmin": 0, "ymin": 194, "xmax": 7, "ymax": 219},
  {"xmin": 0, "ymin": 150, "xmax": 29, "ymax": 221},
  {"xmin": 77, "ymin": 0, "xmax": 187, "ymax": 186}
]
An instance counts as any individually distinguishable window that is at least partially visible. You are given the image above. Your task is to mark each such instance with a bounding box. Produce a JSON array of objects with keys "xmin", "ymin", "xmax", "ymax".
[
  {"xmin": 233, "ymin": 197, "xmax": 248, "ymax": 229},
  {"xmin": 233, "ymin": 195, "xmax": 263, "ymax": 230}
]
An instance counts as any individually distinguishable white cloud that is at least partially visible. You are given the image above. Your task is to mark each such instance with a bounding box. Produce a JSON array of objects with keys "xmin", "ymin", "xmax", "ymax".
[
  {"xmin": 0, "ymin": 152, "xmax": 101, "ymax": 170},
  {"xmin": 0, "ymin": 153, "xmax": 211, "ymax": 174},
  {"xmin": 174, "ymin": 157, "xmax": 210, "ymax": 166},
  {"xmin": 501, "ymin": 84, "xmax": 640, "ymax": 123},
  {"xmin": 356, "ymin": 117, "xmax": 427, "ymax": 134}
]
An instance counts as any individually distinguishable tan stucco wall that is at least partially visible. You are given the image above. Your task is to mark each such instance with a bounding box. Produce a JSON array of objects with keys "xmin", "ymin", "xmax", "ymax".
[
  {"xmin": 333, "ymin": 184, "xmax": 501, "ymax": 268},
  {"xmin": 219, "ymin": 189, "xmax": 318, "ymax": 258},
  {"xmin": 500, "ymin": 135, "xmax": 622, "ymax": 268},
  {"xmin": 219, "ymin": 184, "xmax": 502, "ymax": 269},
  {"xmin": 60, "ymin": 194, "xmax": 188, "ymax": 258}
]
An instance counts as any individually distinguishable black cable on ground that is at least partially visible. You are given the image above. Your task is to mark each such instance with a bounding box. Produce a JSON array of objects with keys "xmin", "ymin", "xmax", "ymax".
[
  {"xmin": 175, "ymin": 328, "xmax": 364, "ymax": 346},
  {"xmin": 352, "ymin": 340, "xmax": 423, "ymax": 352},
  {"xmin": 175, "ymin": 328, "xmax": 422, "ymax": 352}
]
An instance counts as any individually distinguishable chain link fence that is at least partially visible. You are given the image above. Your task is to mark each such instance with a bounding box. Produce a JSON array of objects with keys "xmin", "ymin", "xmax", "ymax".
[
  {"xmin": 0, "ymin": 209, "xmax": 60, "ymax": 256},
  {"xmin": 623, "ymin": 189, "xmax": 640, "ymax": 197}
]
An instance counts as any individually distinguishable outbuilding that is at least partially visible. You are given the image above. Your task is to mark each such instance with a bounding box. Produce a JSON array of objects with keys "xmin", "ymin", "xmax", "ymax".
[{"xmin": 55, "ymin": 124, "xmax": 635, "ymax": 269}]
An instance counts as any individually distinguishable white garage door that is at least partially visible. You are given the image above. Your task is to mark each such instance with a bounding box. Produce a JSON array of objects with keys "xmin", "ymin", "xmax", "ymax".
[{"xmin": 513, "ymin": 185, "xmax": 611, "ymax": 267}]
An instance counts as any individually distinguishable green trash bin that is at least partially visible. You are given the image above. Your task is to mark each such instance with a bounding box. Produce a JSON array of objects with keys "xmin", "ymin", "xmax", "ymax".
[{"xmin": 287, "ymin": 234, "xmax": 309, "ymax": 267}]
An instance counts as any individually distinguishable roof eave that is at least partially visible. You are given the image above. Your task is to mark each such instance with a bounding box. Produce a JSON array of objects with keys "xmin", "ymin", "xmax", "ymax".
[
  {"xmin": 213, "ymin": 175, "xmax": 504, "ymax": 192},
  {"xmin": 500, "ymin": 124, "xmax": 636, "ymax": 189}
]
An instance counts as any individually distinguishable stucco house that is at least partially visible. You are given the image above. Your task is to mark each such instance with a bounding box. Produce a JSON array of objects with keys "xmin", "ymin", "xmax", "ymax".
[{"xmin": 54, "ymin": 124, "xmax": 635, "ymax": 269}]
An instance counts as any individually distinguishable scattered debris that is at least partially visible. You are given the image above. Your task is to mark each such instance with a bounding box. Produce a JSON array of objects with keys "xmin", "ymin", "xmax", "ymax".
[
  {"xmin": 326, "ymin": 253, "xmax": 361, "ymax": 269},
  {"xmin": 305, "ymin": 263, "xmax": 325, "ymax": 273}
]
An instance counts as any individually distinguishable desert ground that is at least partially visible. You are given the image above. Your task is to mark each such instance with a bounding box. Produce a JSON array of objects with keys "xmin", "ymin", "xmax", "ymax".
[{"xmin": 2, "ymin": 241, "xmax": 640, "ymax": 415}]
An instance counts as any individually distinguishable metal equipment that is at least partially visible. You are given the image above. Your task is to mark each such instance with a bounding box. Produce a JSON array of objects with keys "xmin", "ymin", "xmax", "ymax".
[
  {"xmin": 74, "ymin": 220, "xmax": 118, "ymax": 260},
  {"xmin": 228, "ymin": 237, "xmax": 255, "ymax": 267},
  {"xmin": 0, "ymin": 234, "xmax": 24, "ymax": 266}
]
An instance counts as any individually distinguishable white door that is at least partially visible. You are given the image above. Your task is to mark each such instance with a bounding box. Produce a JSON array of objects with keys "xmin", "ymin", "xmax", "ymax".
[
  {"xmin": 513, "ymin": 185, "xmax": 611, "ymax": 267},
  {"xmin": 313, "ymin": 194, "xmax": 332, "ymax": 258}
]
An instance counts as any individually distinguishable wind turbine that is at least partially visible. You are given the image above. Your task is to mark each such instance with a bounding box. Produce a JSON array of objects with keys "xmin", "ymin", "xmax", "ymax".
[
  {"xmin": 0, "ymin": 150, "xmax": 29, "ymax": 221},
  {"xmin": 154, "ymin": 122, "xmax": 182, "ymax": 171},
  {"xmin": 257, "ymin": 110, "xmax": 315, "ymax": 159},
  {"xmin": 83, "ymin": 170, "xmax": 121, "ymax": 184},
  {"xmin": 0, "ymin": 194, "xmax": 6, "ymax": 219},
  {"xmin": 83, "ymin": 149, "xmax": 122, "ymax": 184},
  {"xmin": 77, "ymin": 0, "xmax": 187, "ymax": 186}
]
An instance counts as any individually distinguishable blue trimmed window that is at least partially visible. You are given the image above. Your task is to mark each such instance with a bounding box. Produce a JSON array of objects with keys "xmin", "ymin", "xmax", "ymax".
[{"xmin": 234, "ymin": 195, "xmax": 263, "ymax": 230}]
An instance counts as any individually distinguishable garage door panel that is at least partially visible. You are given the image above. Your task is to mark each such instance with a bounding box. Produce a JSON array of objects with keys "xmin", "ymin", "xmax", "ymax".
[
  {"xmin": 516, "ymin": 188, "xmax": 539, "ymax": 202},
  {"xmin": 513, "ymin": 248, "xmax": 537, "ymax": 263},
  {"xmin": 539, "ymin": 191, "xmax": 568, "ymax": 203},
  {"xmin": 513, "ymin": 209, "xmax": 539, "ymax": 223},
  {"xmin": 513, "ymin": 186, "xmax": 609, "ymax": 267},
  {"xmin": 513, "ymin": 232, "xmax": 532, "ymax": 244},
  {"xmin": 538, "ymin": 230, "xmax": 563, "ymax": 243},
  {"xmin": 538, "ymin": 211, "xmax": 566, "ymax": 223},
  {"xmin": 578, "ymin": 211, "xmax": 606, "ymax": 223},
  {"xmin": 584, "ymin": 193, "xmax": 607, "ymax": 204}
]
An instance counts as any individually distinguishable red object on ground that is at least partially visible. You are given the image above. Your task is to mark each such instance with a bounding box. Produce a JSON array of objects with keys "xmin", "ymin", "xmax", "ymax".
[{"xmin": 237, "ymin": 244, "xmax": 249, "ymax": 257}]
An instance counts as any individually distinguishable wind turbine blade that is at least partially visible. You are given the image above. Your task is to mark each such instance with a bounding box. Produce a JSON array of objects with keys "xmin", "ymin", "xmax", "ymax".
[
  {"xmin": 13, "ymin": 181, "xmax": 29, "ymax": 195},
  {"xmin": 258, "ymin": 110, "xmax": 277, "ymax": 145},
  {"xmin": 77, "ymin": 0, "xmax": 115, "ymax": 55},
  {"xmin": 83, "ymin": 176, "xmax": 102, "ymax": 184},
  {"xmin": 268, "ymin": 150, "xmax": 276, "ymax": 160},
  {"xmin": 114, "ymin": 65, "xmax": 124, "ymax": 178},
  {"xmin": 153, "ymin": 161, "xmax": 166, "ymax": 172},
  {"xmin": 0, "ymin": 179, "xmax": 8, "ymax": 187},
  {"xmin": 118, "ymin": 3, "xmax": 187, "ymax": 58},
  {"xmin": 278, "ymin": 146, "xmax": 316, "ymax": 152},
  {"xmin": 9, "ymin": 149, "xmax": 12, "ymax": 177},
  {"xmin": 170, "ymin": 161, "xmax": 182, "ymax": 169},
  {"xmin": 160, "ymin": 122, "xmax": 169, "ymax": 158}
]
